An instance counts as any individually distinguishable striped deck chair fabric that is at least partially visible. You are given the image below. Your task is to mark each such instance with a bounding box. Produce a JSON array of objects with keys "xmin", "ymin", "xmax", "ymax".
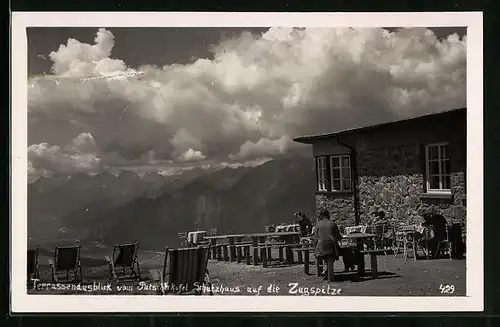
[{"xmin": 159, "ymin": 246, "xmax": 212, "ymax": 295}]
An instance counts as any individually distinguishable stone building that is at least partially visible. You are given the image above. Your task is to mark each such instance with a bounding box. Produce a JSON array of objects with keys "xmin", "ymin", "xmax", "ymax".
[{"xmin": 293, "ymin": 107, "xmax": 466, "ymax": 227}]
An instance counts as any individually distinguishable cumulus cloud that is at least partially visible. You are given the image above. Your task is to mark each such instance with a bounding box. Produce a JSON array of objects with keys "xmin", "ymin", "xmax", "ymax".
[
  {"xmin": 28, "ymin": 133, "xmax": 103, "ymax": 179},
  {"xmin": 49, "ymin": 28, "xmax": 126, "ymax": 77},
  {"xmin": 229, "ymin": 136, "xmax": 289, "ymax": 160},
  {"xmin": 28, "ymin": 27, "xmax": 466, "ymax": 178},
  {"xmin": 177, "ymin": 148, "xmax": 206, "ymax": 162}
]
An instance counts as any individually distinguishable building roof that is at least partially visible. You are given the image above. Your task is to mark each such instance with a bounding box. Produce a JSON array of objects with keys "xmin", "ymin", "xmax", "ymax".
[{"xmin": 293, "ymin": 107, "xmax": 466, "ymax": 144}]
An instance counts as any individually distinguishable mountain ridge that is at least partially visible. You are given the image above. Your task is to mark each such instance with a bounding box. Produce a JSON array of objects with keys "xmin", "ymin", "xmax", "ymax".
[{"xmin": 28, "ymin": 155, "xmax": 317, "ymax": 251}]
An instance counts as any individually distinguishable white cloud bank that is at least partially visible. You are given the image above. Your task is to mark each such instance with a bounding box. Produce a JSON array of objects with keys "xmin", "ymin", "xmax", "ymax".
[
  {"xmin": 28, "ymin": 133, "xmax": 103, "ymax": 181},
  {"xmin": 177, "ymin": 148, "xmax": 206, "ymax": 162},
  {"xmin": 28, "ymin": 27, "xmax": 466, "ymax": 179}
]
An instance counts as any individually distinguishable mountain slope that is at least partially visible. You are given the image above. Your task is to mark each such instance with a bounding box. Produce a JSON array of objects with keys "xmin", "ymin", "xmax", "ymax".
[
  {"xmin": 80, "ymin": 156, "xmax": 317, "ymax": 250},
  {"xmin": 28, "ymin": 171, "xmax": 167, "ymax": 240}
]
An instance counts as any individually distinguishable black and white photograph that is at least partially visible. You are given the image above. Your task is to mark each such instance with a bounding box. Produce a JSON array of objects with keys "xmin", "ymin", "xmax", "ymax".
[{"xmin": 11, "ymin": 12, "xmax": 483, "ymax": 312}]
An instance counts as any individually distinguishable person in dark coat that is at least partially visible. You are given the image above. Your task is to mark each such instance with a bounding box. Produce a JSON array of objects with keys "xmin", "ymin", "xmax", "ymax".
[
  {"xmin": 294, "ymin": 212, "xmax": 313, "ymax": 237},
  {"xmin": 314, "ymin": 209, "xmax": 341, "ymax": 259},
  {"xmin": 314, "ymin": 209, "xmax": 343, "ymax": 279}
]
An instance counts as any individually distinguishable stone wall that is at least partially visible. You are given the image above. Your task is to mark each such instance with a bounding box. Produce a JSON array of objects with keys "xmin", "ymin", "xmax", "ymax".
[
  {"xmin": 316, "ymin": 193, "xmax": 355, "ymax": 225},
  {"xmin": 357, "ymin": 144, "xmax": 466, "ymax": 226}
]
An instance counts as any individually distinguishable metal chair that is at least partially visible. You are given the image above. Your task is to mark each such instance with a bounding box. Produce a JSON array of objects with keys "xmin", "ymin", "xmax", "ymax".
[
  {"xmin": 435, "ymin": 225, "xmax": 453, "ymax": 260},
  {"xmin": 371, "ymin": 223, "xmax": 388, "ymax": 255}
]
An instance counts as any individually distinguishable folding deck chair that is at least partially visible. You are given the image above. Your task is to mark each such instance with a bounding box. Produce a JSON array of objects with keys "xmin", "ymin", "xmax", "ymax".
[
  {"xmin": 27, "ymin": 248, "xmax": 40, "ymax": 283},
  {"xmin": 107, "ymin": 242, "xmax": 141, "ymax": 282},
  {"xmin": 50, "ymin": 245, "xmax": 83, "ymax": 283},
  {"xmin": 159, "ymin": 245, "xmax": 212, "ymax": 295}
]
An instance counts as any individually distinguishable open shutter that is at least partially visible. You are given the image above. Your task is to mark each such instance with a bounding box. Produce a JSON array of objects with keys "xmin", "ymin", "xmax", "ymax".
[
  {"xmin": 420, "ymin": 144, "xmax": 427, "ymax": 192},
  {"xmin": 314, "ymin": 157, "xmax": 320, "ymax": 192},
  {"xmin": 462, "ymin": 140, "xmax": 466, "ymax": 191},
  {"xmin": 325, "ymin": 156, "xmax": 332, "ymax": 192},
  {"xmin": 349, "ymin": 154, "xmax": 355, "ymax": 192}
]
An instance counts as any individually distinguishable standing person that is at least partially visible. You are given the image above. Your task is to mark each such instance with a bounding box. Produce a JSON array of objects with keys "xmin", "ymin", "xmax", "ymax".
[
  {"xmin": 314, "ymin": 209, "xmax": 342, "ymax": 280},
  {"xmin": 294, "ymin": 212, "xmax": 313, "ymax": 237}
]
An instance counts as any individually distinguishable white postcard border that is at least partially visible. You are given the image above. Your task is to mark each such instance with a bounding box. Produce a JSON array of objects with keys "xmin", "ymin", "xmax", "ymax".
[{"xmin": 11, "ymin": 11, "xmax": 483, "ymax": 312}]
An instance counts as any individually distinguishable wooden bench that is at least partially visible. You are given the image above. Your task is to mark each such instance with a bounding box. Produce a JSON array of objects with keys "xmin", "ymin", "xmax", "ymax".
[
  {"xmin": 213, "ymin": 244, "xmax": 229, "ymax": 261},
  {"xmin": 235, "ymin": 243, "xmax": 252, "ymax": 265},
  {"xmin": 257, "ymin": 242, "xmax": 285, "ymax": 263},
  {"xmin": 292, "ymin": 246, "xmax": 388, "ymax": 280},
  {"xmin": 293, "ymin": 247, "xmax": 315, "ymax": 274},
  {"xmin": 212, "ymin": 242, "xmax": 254, "ymax": 263},
  {"xmin": 228, "ymin": 241, "xmax": 254, "ymax": 262},
  {"xmin": 258, "ymin": 243, "xmax": 302, "ymax": 267},
  {"xmin": 294, "ymin": 245, "xmax": 355, "ymax": 279},
  {"xmin": 359, "ymin": 249, "xmax": 388, "ymax": 279}
]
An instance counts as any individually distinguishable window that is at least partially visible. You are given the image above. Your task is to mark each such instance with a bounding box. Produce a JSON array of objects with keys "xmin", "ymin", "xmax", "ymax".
[
  {"xmin": 330, "ymin": 155, "xmax": 352, "ymax": 191},
  {"xmin": 425, "ymin": 143, "xmax": 451, "ymax": 192},
  {"xmin": 315, "ymin": 155, "xmax": 352, "ymax": 192},
  {"xmin": 316, "ymin": 157, "xmax": 327, "ymax": 191}
]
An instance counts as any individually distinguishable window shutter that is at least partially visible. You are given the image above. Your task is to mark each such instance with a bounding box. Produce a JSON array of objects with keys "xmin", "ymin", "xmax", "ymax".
[
  {"xmin": 461, "ymin": 141, "xmax": 466, "ymax": 191},
  {"xmin": 315, "ymin": 157, "xmax": 320, "ymax": 192},
  {"xmin": 349, "ymin": 154, "xmax": 355, "ymax": 191},
  {"xmin": 325, "ymin": 156, "xmax": 332, "ymax": 192},
  {"xmin": 448, "ymin": 143, "xmax": 453, "ymax": 188},
  {"xmin": 420, "ymin": 144, "xmax": 427, "ymax": 192}
]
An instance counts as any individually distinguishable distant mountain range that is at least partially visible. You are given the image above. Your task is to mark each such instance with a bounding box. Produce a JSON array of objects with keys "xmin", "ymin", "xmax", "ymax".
[{"xmin": 28, "ymin": 155, "xmax": 317, "ymax": 251}]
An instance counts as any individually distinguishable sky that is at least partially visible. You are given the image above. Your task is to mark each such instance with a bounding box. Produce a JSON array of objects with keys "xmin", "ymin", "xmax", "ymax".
[{"xmin": 27, "ymin": 27, "xmax": 467, "ymax": 181}]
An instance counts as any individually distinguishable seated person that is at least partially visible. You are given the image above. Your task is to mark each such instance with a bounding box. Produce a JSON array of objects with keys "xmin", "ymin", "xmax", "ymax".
[
  {"xmin": 294, "ymin": 212, "xmax": 313, "ymax": 237},
  {"xmin": 421, "ymin": 212, "xmax": 447, "ymax": 258},
  {"xmin": 374, "ymin": 210, "xmax": 388, "ymax": 224}
]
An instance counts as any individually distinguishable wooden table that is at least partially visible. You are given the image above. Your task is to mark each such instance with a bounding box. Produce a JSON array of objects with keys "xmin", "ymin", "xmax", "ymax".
[
  {"xmin": 342, "ymin": 232, "xmax": 376, "ymax": 239},
  {"xmin": 246, "ymin": 231, "xmax": 301, "ymax": 265},
  {"xmin": 205, "ymin": 234, "xmax": 247, "ymax": 261},
  {"xmin": 205, "ymin": 231, "xmax": 300, "ymax": 264},
  {"xmin": 342, "ymin": 232, "xmax": 376, "ymax": 276}
]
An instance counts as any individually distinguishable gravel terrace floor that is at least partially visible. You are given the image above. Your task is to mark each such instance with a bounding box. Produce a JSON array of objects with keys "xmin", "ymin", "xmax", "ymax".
[{"xmin": 27, "ymin": 247, "xmax": 466, "ymax": 296}]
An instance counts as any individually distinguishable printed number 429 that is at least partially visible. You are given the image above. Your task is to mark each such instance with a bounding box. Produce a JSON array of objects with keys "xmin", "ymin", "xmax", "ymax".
[{"xmin": 439, "ymin": 284, "xmax": 455, "ymax": 294}]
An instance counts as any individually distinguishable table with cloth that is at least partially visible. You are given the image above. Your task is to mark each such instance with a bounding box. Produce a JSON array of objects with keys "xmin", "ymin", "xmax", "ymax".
[
  {"xmin": 187, "ymin": 231, "xmax": 207, "ymax": 246},
  {"xmin": 275, "ymin": 224, "xmax": 299, "ymax": 233}
]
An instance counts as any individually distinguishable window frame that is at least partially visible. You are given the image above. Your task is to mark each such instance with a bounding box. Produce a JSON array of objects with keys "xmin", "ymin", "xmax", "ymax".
[
  {"xmin": 315, "ymin": 154, "xmax": 352, "ymax": 193},
  {"xmin": 329, "ymin": 155, "xmax": 352, "ymax": 192},
  {"xmin": 425, "ymin": 142, "xmax": 451, "ymax": 194}
]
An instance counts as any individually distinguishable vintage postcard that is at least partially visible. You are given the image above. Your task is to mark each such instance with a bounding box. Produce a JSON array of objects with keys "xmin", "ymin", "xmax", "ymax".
[{"xmin": 11, "ymin": 12, "xmax": 483, "ymax": 312}]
